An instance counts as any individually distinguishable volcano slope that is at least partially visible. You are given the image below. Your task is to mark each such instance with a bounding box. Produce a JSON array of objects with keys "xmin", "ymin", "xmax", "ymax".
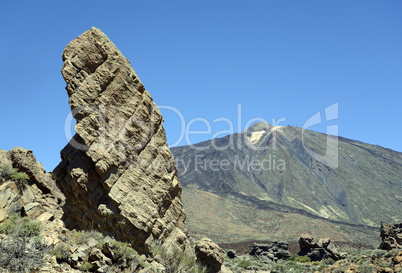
[{"xmin": 171, "ymin": 122, "xmax": 402, "ymax": 244}]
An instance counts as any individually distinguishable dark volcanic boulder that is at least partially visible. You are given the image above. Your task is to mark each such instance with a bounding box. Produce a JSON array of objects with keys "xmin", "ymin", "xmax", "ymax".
[
  {"xmin": 226, "ymin": 250, "xmax": 236, "ymax": 259},
  {"xmin": 298, "ymin": 235, "xmax": 346, "ymax": 261},
  {"xmin": 250, "ymin": 241, "xmax": 290, "ymax": 261}
]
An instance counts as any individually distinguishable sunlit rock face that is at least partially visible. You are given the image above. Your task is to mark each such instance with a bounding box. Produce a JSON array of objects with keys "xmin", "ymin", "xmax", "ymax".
[{"xmin": 54, "ymin": 27, "xmax": 188, "ymax": 253}]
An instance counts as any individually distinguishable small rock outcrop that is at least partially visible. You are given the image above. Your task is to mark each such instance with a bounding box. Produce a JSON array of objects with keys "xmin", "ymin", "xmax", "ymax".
[
  {"xmin": 53, "ymin": 27, "xmax": 188, "ymax": 254},
  {"xmin": 298, "ymin": 235, "xmax": 347, "ymax": 261},
  {"xmin": 0, "ymin": 148, "xmax": 63, "ymax": 223},
  {"xmin": 8, "ymin": 148, "xmax": 63, "ymax": 198},
  {"xmin": 195, "ymin": 238, "xmax": 226, "ymax": 273},
  {"xmin": 249, "ymin": 241, "xmax": 291, "ymax": 261},
  {"xmin": 379, "ymin": 221, "xmax": 402, "ymax": 250}
]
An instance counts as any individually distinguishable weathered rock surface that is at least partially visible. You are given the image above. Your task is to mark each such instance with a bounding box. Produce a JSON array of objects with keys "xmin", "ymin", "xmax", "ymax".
[
  {"xmin": 379, "ymin": 221, "xmax": 402, "ymax": 250},
  {"xmin": 249, "ymin": 241, "xmax": 290, "ymax": 261},
  {"xmin": 195, "ymin": 238, "xmax": 228, "ymax": 273},
  {"xmin": 53, "ymin": 27, "xmax": 188, "ymax": 254},
  {"xmin": 298, "ymin": 235, "xmax": 347, "ymax": 261},
  {"xmin": 0, "ymin": 148, "xmax": 63, "ymax": 224}
]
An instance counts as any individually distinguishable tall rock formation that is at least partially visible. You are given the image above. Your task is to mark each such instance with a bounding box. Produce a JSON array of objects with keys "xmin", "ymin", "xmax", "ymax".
[{"xmin": 53, "ymin": 27, "xmax": 188, "ymax": 253}]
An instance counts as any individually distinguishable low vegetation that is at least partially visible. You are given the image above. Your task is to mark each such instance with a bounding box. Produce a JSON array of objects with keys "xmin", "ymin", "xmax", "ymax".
[
  {"xmin": 97, "ymin": 238, "xmax": 140, "ymax": 262},
  {"xmin": 225, "ymin": 256, "xmax": 324, "ymax": 273},
  {"xmin": 72, "ymin": 230, "xmax": 104, "ymax": 245},
  {"xmin": 237, "ymin": 259, "xmax": 253, "ymax": 269},
  {"xmin": 293, "ymin": 255, "xmax": 311, "ymax": 263},
  {"xmin": 150, "ymin": 241, "xmax": 207, "ymax": 273},
  {"xmin": 0, "ymin": 164, "xmax": 30, "ymax": 191},
  {"xmin": 0, "ymin": 214, "xmax": 45, "ymax": 272},
  {"xmin": 79, "ymin": 262, "xmax": 93, "ymax": 272},
  {"xmin": 223, "ymin": 247, "xmax": 402, "ymax": 273},
  {"xmin": 0, "ymin": 164, "xmax": 14, "ymax": 181},
  {"xmin": 49, "ymin": 242, "xmax": 70, "ymax": 262}
]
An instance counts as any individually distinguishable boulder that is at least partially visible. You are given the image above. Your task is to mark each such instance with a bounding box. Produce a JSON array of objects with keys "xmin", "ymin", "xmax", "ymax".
[
  {"xmin": 226, "ymin": 249, "xmax": 236, "ymax": 259},
  {"xmin": 249, "ymin": 241, "xmax": 290, "ymax": 261},
  {"xmin": 298, "ymin": 235, "xmax": 346, "ymax": 261},
  {"xmin": 53, "ymin": 27, "xmax": 189, "ymax": 254},
  {"xmin": 379, "ymin": 221, "xmax": 402, "ymax": 250},
  {"xmin": 9, "ymin": 147, "xmax": 61, "ymax": 197},
  {"xmin": 195, "ymin": 238, "xmax": 225, "ymax": 273}
]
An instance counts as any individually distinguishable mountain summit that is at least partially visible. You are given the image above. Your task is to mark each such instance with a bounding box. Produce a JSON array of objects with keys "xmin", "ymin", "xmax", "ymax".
[{"xmin": 172, "ymin": 123, "xmax": 402, "ymax": 242}]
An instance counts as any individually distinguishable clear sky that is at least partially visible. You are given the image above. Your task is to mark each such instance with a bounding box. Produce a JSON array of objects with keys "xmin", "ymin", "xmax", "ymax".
[{"xmin": 0, "ymin": 0, "xmax": 401, "ymax": 171}]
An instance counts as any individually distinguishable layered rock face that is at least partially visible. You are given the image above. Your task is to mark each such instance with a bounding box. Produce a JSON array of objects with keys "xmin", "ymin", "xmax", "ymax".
[{"xmin": 54, "ymin": 27, "xmax": 188, "ymax": 253}]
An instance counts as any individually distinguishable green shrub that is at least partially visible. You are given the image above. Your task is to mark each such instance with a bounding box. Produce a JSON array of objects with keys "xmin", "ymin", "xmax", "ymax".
[
  {"xmin": 294, "ymin": 256, "xmax": 311, "ymax": 263},
  {"xmin": 334, "ymin": 265, "xmax": 348, "ymax": 273},
  {"xmin": 150, "ymin": 241, "xmax": 206, "ymax": 273},
  {"xmin": 371, "ymin": 249, "xmax": 386, "ymax": 258},
  {"xmin": 10, "ymin": 171, "xmax": 29, "ymax": 190},
  {"xmin": 72, "ymin": 230, "xmax": 103, "ymax": 245},
  {"xmin": 379, "ymin": 260, "xmax": 392, "ymax": 268},
  {"xmin": 271, "ymin": 262, "xmax": 286, "ymax": 273},
  {"xmin": 0, "ymin": 215, "xmax": 45, "ymax": 272},
  {"xmin": 109, "ymin": 240, "xmax": 136, "ymax": 260},
  {"xmin": 19, "ymin": 217, "xmax": 42, "ymax": 237},
  {"xmin": 283, "ymin": 261, "xmax": 308, "ymax": 272},
  {"xmin": 79, "ymin": 262, "xmax": 93, "ymax": 272},
  {"xmin": 97, "ymin": 240, "xmax": 106, "ymax": 249},
  {"xmin": 10, "ymin": 171, "xmax": 29, "ymax": 182},
  {"xmin": 0, "ymin": 214, "xmax": 41, "ymax": 237},
  {"xmin": 0, "ymin": 213, "xmax": 19, "ymax": 234},
  {"xmin": 287, "ymin": 254, "xmax": 298, "ymax": 261},
  {"xmin": 97, "ymin": 239, "xmax": 149, "ymax": 268},
  {"xmin": 356, "ymin": 264, "xmax": 373, "ymax": 273},
  {"xmin": 50, "ymin": 243, "xmax": 70, "ymax": 262},
  {"xmin": 322, "ymin": 258, "xmax": 336, "ymax": 265},
  {"xmin": 0, "ymin": 164, "xmax": 14, "ymax": 180},
  {"xmin": 317, "ymin": 265, "xmax": 328, "ymax": 271},
  {"xmin": 237, "ymin": 259, "xmax": 252, "ymax": 269},
  {"xmin": 384, "ymin": 248, "xmax": 401, "ymax": 258}
]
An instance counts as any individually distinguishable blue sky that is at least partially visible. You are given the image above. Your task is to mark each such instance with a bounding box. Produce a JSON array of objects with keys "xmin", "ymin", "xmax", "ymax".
[{"xmin": 0, "ymin": 0, "xmax": 401, "ymax": 171}]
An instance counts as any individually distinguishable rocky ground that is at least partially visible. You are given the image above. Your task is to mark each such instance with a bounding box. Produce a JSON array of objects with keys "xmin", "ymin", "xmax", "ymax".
[
  {"xmin": 217, "ymin": 235, "xmax": 402, "ymax": 272},
  {"xmin": 221, "ymin": 248, "xmax": 402, "ymax": 273},
  {"xmin": 219, "ymin": 241, "xmax": 374, "ymax": 256}
]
